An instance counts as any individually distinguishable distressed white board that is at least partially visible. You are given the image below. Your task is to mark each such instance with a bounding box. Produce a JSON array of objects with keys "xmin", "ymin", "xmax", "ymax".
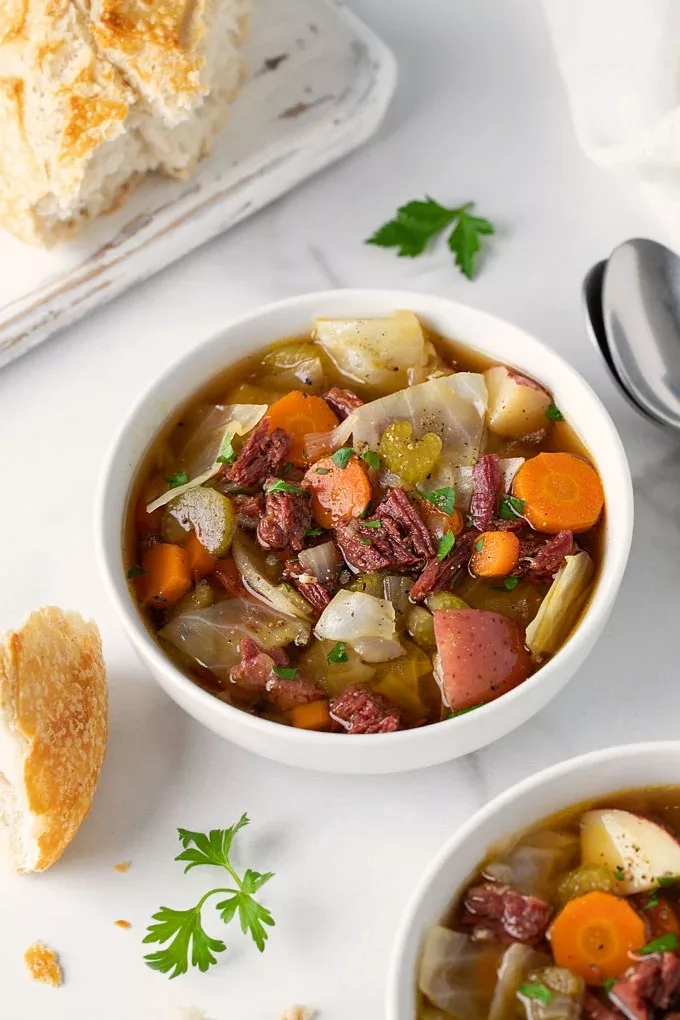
[{"xmin": 0, "ymin": 0, "xmax": 396, "ymax": 369}]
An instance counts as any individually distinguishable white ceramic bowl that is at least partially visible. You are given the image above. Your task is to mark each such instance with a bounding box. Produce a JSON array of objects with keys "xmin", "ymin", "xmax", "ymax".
[
  {"xmin": 96, "ymin": 290, "xmax": 633, "ymax": 774},
  {"xmin": 387, "ymin": 741, "xmax": 680, "ymax": 1019}
]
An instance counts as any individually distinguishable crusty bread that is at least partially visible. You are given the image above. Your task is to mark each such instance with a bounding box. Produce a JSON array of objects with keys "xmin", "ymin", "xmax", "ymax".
[
  {"xmin": 0, "ymin": 0, "xmax": 251, "ymax": 245},
  {"xmin": 0, "ymin": 608, "xmax": 107, "ymax": 873}
]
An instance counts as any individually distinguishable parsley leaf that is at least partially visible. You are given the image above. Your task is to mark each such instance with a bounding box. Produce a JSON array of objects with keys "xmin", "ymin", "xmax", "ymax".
[
  {"xmin": 362, "ymin": 519, "xmax": 382, "ymax": 529},
  {"xmin": 546, "ymin": 403, "xmax": 564, "ymax": 422},
  {"xmin": 645, "ymin": 894, "xmax": 660, "ymax": 910},
  {"xmin": 305, "ymin": 527, "xmax": 324, "ymax": 538},
  {"xmin": 603, "ymin": 978, "xmax": 617, "ymax": 995},
  {"xmin": 437, "ymin": 531, "xmax": 456, "ymax": 560},
  {"xmin": 331, "ymin": 447, "xmax": 353, "ymax": 469},
  {"xmin": 216, "ymin": 435, "xmax": 236, "ymax": 465},
  {"xmin": 614, "ymin": 866, "xmax": 625, "ymax": 881},
  {"xmin": 504, "ymin": 576, "xmax": 520, "ymax": 591},
  {"xmin": 448, "ymin": 704, "xmax": 481, "ymax": 719},
  {"xmin": 366, "ymin": 196, "xmax": 494, "ymax": 279},
  {"xmin": 358, "ymin": 536, "xmax": 371, "ymax": 546},
  {"xmin": 658, "ymin": 875, "xmax": 680, "ymax": 887},
  {"xmin": 421, "ymin": 487, "xmax": 456, "ymax": 516},
  {"xmin": 327, "ymin": 641, "xmax": 348, "ymax": 664},
  {"xmin": 315, "ymin": 467, "xmax": 330, "ymax": 475},
  {"xmin": 474, "ymin": 536, "xmax": 485, "ymax": 552},
  {"xmin": 272, "ymin": 666, "xmax": 297, "ymax": 680},
  {"xmin": 144, "ymin": 816, "xmax": 275, "ymax": 977},
  {"xmin": 519, "ymin": 982, "xmax": 553, "ymax": 1006},
  {"xmin": 265, "ymin": 479, "xmax": 306, "ymax": 496},
  {"xmin": 360, "ymin": 449, "xmax": 381, "ymax": 470},
  {"xmin": 499, "ymin": 493, "xmax": 526, "ymax": 520},
  {"xmin": 166, "ymin": 471, "xmax": 189, "ymax": 488},
  {"xmin": 639, "ymin": 932, "xmax": 679, "ymax": 955},
  {"xmin": 127, "ymin": 565, "xmax": 147, "ymax": 579}
]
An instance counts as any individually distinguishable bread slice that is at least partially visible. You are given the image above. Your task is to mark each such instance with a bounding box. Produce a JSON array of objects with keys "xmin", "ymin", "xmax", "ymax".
[
  {"xmin": 0, "ymin": 0, "xmax": 251, "ymax": 245},
  {"xmin": 0, "ymin": 608, "xmax": 107, "ymax": 873}
]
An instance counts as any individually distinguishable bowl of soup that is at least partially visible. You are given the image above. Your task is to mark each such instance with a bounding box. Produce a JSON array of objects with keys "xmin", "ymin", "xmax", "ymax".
[
  {"xmin": 96, "ymin": 290, "xmax": 632, "ymax": 773},
  {"xmin": 387, "ymin": 741, "xmax": 680, "ymax": 1019}
]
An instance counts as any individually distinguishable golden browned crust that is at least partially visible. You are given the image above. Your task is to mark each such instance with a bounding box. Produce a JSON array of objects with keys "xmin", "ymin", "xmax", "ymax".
[
  {"xmin": 24, "ymin": 942, "xmax": 63, "ymax": 986},
  {"xmin": 0, "ymin": 608, "xmax": 107, "ymax": 872}
]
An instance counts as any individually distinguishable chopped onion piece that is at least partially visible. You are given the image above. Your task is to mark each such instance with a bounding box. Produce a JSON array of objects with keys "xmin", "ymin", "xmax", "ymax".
[
  {"xmin": 418, "ymin": 926, "xmax": 503, "ymax": 1019},
  {"xmin": 147, "ymin": 403, "xmax": 268, "ymax": 512},
  {"xmin": 525, "ymin": 551, "xmax": 594, "ymax": 657},
  {"xmin": 232, "ymin": 531, "xmax": 313, "ymax": 624},
  {"xmin": 500, "ymin": 457, "xmax": 525, "ymax": 492},
  {"xmin": 489, "ymin": 944, "xmax": 552, "ymax": 1020},
  {"xmin": 298, "ymin": 541, "xmax": 342, "ymax": 584},
  {"xmin": 315, "ymin": 590, "xmax": 403, "ymax": 662},
  {"xmin": 314, "ymin": 311, "xmax": 426, "ymax": 392},
  {"xmin": 160, "ymin": 599, "xmax": 309, "ymax": 681},
  {"xmin": 305, "ymin": 373, "xmax": 487, "ymax": 469}
]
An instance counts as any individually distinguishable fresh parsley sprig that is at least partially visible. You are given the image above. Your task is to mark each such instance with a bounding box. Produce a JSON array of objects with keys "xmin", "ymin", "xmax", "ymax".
[
  {"xmin": 143, "ymin": 815, "xmax": 275, "ymax": 978},
  {"xmin": 366, "ymin": 197, "xmax": 494, "ymax": 279}
]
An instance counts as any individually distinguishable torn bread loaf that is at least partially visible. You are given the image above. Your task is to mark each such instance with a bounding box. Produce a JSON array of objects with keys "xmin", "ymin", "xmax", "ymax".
[
  {"xmin": 0, "ymin": 608, "xmax": 107, "ymax": 872},
  {"xmin": 0, "ymin": 0, "xmax": 251, "ymax": 245}
]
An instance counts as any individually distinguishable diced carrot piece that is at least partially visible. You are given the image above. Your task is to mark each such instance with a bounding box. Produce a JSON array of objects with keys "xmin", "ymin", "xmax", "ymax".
[
  {"xmin": 302, "ymin": 454, "xmax": 371, "ymax": 529},
  {"xmin": 549, "ymin": 891, "xmax": 647, "ymax": 984},
  {"xmin": 137, "ymin": 544, "xmax": 191, "ymax": 608},
  {"xmin": 213, "ymin": 556, "xmax": 245, "ymax": 597},
  {"xmin": 513, "ymin": 452, "xmax": 604, "ymax": 534},
  {"xmin": 266, "ymin": 391, "xmax": 339, "ymax": 466},
  {"xmin": 290, "ymin": 700, "xmax": 331, "ymax": 731},
  {"xmin": 471, "ymin": 530, "xmax": 520, "ymax": 578},
  {"xmin": 185, "ymin": 532, "xmax": 217, "ymax": 580}
]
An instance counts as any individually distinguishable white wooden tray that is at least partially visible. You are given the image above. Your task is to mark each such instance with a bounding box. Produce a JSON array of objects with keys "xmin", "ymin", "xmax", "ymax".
[{"xmin": 0, "ymin": 0, "xmax": 396, "ymax": 369}]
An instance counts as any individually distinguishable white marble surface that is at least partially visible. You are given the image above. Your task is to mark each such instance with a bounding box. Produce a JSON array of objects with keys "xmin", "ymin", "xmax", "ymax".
[{"xmin": 0, "ymin": 0, "xmax": 678, "ymax": 1017}]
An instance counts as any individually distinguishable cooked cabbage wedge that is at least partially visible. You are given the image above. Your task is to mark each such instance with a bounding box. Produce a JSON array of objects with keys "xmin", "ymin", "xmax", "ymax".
[
  {"xmin": 313, "ymin": 310, "xmax": 426, "ymax": 392},
  {"xmin": 315, "ymin": 590, "xmax": 403, "ymax": 662},
  {"xmin": 232, "ymin": 531, "xmax": 314, "ymax": 624},
  {"xmin": 525, "ymin": 551, "xmax": 594, "ymax": 657}
]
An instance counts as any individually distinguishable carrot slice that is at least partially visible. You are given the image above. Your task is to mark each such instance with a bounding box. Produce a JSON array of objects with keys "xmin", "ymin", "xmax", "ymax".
[
  {"xmin": 513, "ymin": 452, "xmax": 604, "ymax": 534},
  {"xmin": 184, "ymin": 532, "xmax": 217, "ymax": 580},
  {"xmin": 471, "ymin": 530, "xmax": 520, "ymax": 578},
  {"xmin": 137, "ymin": 544, "xmax": 191, "ymax": 608},
  {"xmin": 302, "ymin": 454, "xmax": 372, "ymax": 528},
  {"xmin": 290, "ymin": 700, "xmax": 331, "ymax": 731},
  {"xmin": 419, "ymin": 503, "xmax": 464, "ymax": 540},
  {"xmin": 645, "ymin": 897, "xmax": 680, "ymax": 940},
  {"xmin": 266, "ymin": 392, "xmax": 339, "ymax": 467},
  {"xmin": 549, "ymin": 891, "xmax": 647, "ymax": 984}
]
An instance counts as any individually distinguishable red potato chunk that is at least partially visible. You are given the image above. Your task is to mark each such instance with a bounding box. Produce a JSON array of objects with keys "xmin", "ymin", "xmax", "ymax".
[{"xmin": 433, "ymin": 609, "xmax": 531, "ymax": 712}]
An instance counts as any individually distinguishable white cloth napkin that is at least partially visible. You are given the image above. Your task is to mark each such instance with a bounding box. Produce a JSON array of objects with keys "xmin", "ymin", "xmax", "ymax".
[{"xmin": 542, "ymin": 0, "xmax": 680, "ymax": 222}]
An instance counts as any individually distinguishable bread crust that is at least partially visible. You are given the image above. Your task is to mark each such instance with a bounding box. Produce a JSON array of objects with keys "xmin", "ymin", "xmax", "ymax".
[{"xmin": 0, "ymin": 607, "xmax": 107, "ymax": 872}]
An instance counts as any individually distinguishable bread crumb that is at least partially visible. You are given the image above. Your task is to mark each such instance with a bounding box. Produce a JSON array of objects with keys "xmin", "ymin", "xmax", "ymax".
[
  {"xmin": 280, "ymin": 1008, "xmax": 315, "ymax": 1020},
  {"xmin": 113, "ymin": 860, "xmax": 131, "ymax": 873},
  {"xmin": 24, "ymin": 942, "xmax": 63, "ymax": 987},
  {"xmin": 114, "ymin": 919, "xmax": 131, "ymax": 929}
]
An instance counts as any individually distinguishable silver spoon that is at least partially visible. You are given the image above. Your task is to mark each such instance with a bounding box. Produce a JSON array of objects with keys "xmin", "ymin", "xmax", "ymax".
[
  {"xmin": 581, "ymin": 257, "xmax": 660, "ymax": 423},
  {"xmin": 603, "ymin": 238, "xmax": 680, "ymax": 431}
]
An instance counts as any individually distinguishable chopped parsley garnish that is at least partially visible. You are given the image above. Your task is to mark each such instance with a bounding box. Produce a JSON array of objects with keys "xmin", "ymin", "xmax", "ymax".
[
  {"xmin": 166, "ymin": 471, "xmax": 189, "ymax": 488},
  {"xmin": 645, "ymin": 894, "xmax": 660, "ymax": 910},
  {"xmin": 494, "ymin": 576, "xmax": 520, "ymax": 592},
  {"xmin": 614, "ymin": 866, "xmax": 625, "ymax": 881},
  {"xmin": 360, "ymin": 450, "xmax": 381, "ymax": 470},
  {"xmin": 327, "ymin": 642, "xmax": 348, "ymax": 664},
  {"xmin": 331, "ymin": 446, "xmax": 353, "ymax": 469},
  {"xmin": 281, "ymin": 462, "xmax": 294, "ymax": 475},
  {"xmin": 658, "ymin": 875, "xmax": 679, "ymax": 887},
  {"xmin": 518, "ymin": 982, "xmax": 553, "ymax": 1005},
  {"xmin": 272, "ymin": 666, "xmax": 297, "ymax": 680},
  {"xmin": 421, "ymin": 486, "xmax": 456, "ymax": 516},
  {"xmin": 265, "ymin": 479, "xmax": 306, "ymax": 496},
  {"xmin": 315, "ymin": 467, "xmax": 330, "ymax": 475},
  {"xmin": 362, "ymin": 519, "xmax": 382, "ymax": 529},
  {"xmin": 143, "ymin": 815, "xmax": 274, "ymax": 977},
  {"xmin": 366, "ymin": 196, "xmax": 495, "ymax": 280},
  {"xmin": 127, "ymin": 565, "xmax": 147, "ymax": 579},
  {"xmin": 639, "ymin": 933, "xmax": 679, "ymax": 955},
  {"xmin": 499, "ymin": 493, "xmax": 526, "ymax": 520},
  {"xmin": 474, "ymin": 536, "xmax": 485, "ymax": 552},
  {"xmin": 216, "ymin": 435, "xmax": 235, "ymax": 464},
  {"xmin": 437, "ymin": 531, "xmax": 456, "ymax": 560},
  {"xmin": 305, "ymin": 527, "xmax": 324, "ymax": 538},
  {"xmin": 603, "ymin": 978, "xmax": 617, "ymax": 994},
  {"xmin": 358, "ymin": 536, "xmax": 371, "ymax": 546},
  {"xmin": 546, "ymin": 403, "xmax": 564, "ymax": 422}
]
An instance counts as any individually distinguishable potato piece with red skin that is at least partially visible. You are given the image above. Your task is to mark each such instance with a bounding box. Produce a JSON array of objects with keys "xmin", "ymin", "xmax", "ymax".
[{"xmin": 433, "ymin": 609, "xmax": 531, "ymax": 712}]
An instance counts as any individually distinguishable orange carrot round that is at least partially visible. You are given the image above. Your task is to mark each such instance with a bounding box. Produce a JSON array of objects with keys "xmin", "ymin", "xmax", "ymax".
[
  {"xmin": 513, "ymin": 452, "xmax": 604, "ymax": 534},
  {"xmin": 471, "ymin": 530, "xmax": 520, "ymax": 578},
  {"xmin": 549, "ymin": 891, "xmax": 647, "ymax": 984},
  {"xmin": 302, "ymin": 454, "xmax": 371, "ymax": 528},
  {"xmin": 137, "ymin": 544, "xmax": 191, "ymax": 608},
  {"xmin": 266, "ymin": 392, "xmax": 339, "ymax": 466}
]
